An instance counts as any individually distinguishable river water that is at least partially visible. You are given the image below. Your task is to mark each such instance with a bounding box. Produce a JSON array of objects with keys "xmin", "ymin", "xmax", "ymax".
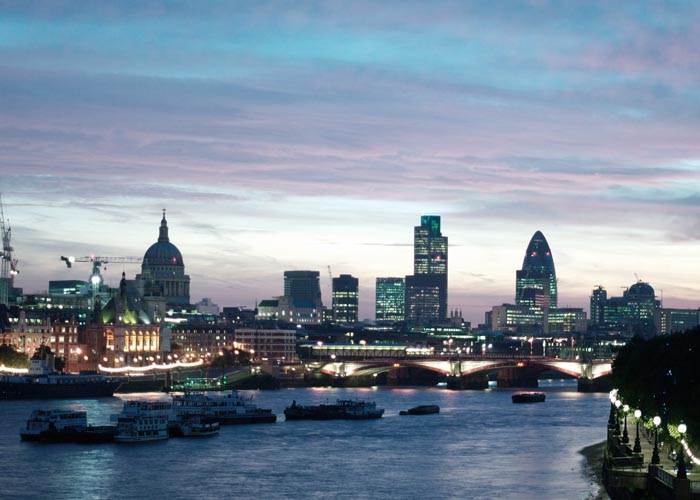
[{"xmin": 0, "ymin": 380, "xmax": 607, "ymax": 500}]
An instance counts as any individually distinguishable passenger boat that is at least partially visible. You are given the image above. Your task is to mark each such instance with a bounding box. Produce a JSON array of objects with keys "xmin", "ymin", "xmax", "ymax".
[
  {"xmin": 399, "ymin": 405, "xmax": 440, "ymax": 416},
  {"xmin": 1, "ymin": 347, "xmax": 123, "ymax": 400},
  {"xmin": 171, "ymin": 414, "xmax": 220, "ymax": 437},
  {"xmin": 284, "ymin": 399, "xmax": 385, "ymax": 420},
  {"xmin": 112, "ymin": 400, "xmax": 172, "ymax": 443},
  {"xmin": 19, "ymin": 408, "xmax": 117, "ymax": 443},
  {"xmin": 20, "ymin": 409, "xmax": 88, "ymax": 442},
  {"xmin": 171, "ymin": 391, "xmax": 276, "ymax": 425},
  {"xmin": 511, "ymin": 392, "xmax": 546, "ymax": 403}
]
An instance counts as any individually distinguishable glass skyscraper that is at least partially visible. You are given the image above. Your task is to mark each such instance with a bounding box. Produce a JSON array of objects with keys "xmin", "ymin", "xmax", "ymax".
[
  {"xmin": 515, "ymin": 231, "xmax": 557, "ymax": 309},
  {"xmin": 406, "ymin": 215, "xmax": 448, "ymax": 325},
  {"xmin": 375, "ymin": 277, "xmax": 405, "ymax": 323}
]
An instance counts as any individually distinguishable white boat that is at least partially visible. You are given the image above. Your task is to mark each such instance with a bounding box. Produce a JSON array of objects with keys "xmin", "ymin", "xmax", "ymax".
[
  {"xmin": 175, "ymin": 414, "xmax": 220, "ymax": 437},
  {"xmin": 20, "ymin": 409, "xmax": 88, "ymax": 441},
  {"xmin": 112, "ymin": 401, "xmax": 171, "ymax": 443},
  {"xmin": 171, "ymin": 391, "xmax": 276, "ymax": 425}
]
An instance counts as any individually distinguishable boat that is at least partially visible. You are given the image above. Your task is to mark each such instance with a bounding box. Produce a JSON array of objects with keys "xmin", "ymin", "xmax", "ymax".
[
  {"xmin": 20, "ymin": 409, "xmax": 88, "ymax": 442},
  {"xmin": 0, "ymin": 347, "xmax": 123, "ymax": 400},
  {"xmin": 19, "ymin": 408, "xmax": 117, "ymax": 443},
  {"xmin": 284, "ymin": 399, "xmax": 385, "ymax": 420},
  {"xmin": 512, "ymin": 392, "xmax": 546, "ymax": 403},
  {"xmin": 170, "ymin": 414, "xmax": 220, "ymax": 437},
  {"xmin": 171, "ymin": 391, "xmax": 276, "ymax": 425},
  {"xmin": 399, "ymin": 405, "xmax": 440, "ymax": 416},
  {"xmin": 112, "ymin": 400, "xmax": 172, "ymax": 443}
]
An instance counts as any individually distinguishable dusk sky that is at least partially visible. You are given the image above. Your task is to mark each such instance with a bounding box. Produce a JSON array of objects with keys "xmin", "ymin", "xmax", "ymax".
[{"xmin": 1, "ymin": 1, "xmax": 698, "ymax": 324}]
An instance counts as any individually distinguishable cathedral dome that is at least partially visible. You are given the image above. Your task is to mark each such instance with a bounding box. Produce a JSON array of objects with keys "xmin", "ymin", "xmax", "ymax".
[{"xmin": 142, "ymin": 212, "xmax": 184, "ymax": 267}]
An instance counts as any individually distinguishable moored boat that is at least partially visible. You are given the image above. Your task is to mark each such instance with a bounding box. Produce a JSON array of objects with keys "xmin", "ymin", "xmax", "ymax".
[
  {"xmin": 19, "ymin": 408, "xmax": 117, "ymax": 443},
  {"xmin": 112, "ymin": 400, "xmax": 171, "ymax": 443},
  {"xmin": 512, "ymin": 392, "xmax": 546, "ymax": 403},
  {"xmin": 399, "ymin": 405, "xmax": 440, "ymax": 416},
  {"xmin": 172, "ymin": 414, "xmax": 220, "ymax": 437},
  {"xmin": 20, "ymin": 409, "xmax": 88, "ymax": 442},
  {"xmin": 284, "ymin": 399, "xmax": 384, "ymax": 420},
  {"xmin": 171, "ymin": 391, "xmax": 276, "ymax": 425},
  {"xmin": 1, "ymin": 347, "xmax": 123, "ymax": 400}
]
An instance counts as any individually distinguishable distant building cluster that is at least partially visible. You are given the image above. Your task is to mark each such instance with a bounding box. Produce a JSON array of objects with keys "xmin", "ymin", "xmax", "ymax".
[{"xmin": 1, "ymin": 211, "xmax": 698, "ymax": 372}]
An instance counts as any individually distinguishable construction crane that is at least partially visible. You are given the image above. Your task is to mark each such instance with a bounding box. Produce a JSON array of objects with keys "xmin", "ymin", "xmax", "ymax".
[
  {"xmin": 0, "ymin": 194, "xmax": 19, "ymax": 306},
  {"xmin": 60, "ymin": 255, "xmax": 142, "ymax": 293}
]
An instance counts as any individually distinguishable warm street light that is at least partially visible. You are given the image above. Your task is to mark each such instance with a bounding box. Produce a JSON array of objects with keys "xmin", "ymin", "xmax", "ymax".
[
  {"xmin": 633, "ymin": 409, "xmax": 642, "ymax": 453},
  {"xmin": 652, "ymin": 416, "xmax": 661, "ymax": 465},
  {"xmin": 677, "ymin": 422, "xmax": 687, "ymax": 479},
  {"xmin": 622, "ymin": 404, "xmax": 630, "ymax": 444}
]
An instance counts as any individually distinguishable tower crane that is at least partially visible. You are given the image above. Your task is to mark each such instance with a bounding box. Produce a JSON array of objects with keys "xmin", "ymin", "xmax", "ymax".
[
  {"xmin": 0, "ymin": 194, "xmax": 19, "ymax": 306},
  {"xmin": 60, "ymin": 255, "xmax": 142, "ymax": 293}
]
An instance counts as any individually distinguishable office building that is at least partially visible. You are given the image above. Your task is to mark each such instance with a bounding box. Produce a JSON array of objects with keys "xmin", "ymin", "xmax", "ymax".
[
  {"xmin": 332, "ymin": 274, "xmax": 358, "ymax": 325},
  {"xmin": 375, "ymin": 277, "xmax": 405, "ymax": 323}
]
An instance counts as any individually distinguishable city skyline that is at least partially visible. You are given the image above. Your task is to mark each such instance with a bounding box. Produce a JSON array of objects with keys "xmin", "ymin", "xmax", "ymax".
[{"xmin": 1, "ymin": 2, "xmax": 699, "ymax": 323}]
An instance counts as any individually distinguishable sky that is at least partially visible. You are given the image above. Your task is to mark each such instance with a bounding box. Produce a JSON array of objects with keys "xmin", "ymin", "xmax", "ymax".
[{"xmin": 1, "ymin": 1, "xmax": 699, "ymax": 324}]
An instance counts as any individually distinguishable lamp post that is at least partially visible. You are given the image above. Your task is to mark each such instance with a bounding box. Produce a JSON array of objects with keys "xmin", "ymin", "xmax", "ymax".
[
  {"xmin": 615, "ymin": 399, "xmax": 622, "ymax": 435},
  {"xmin": 633, "ymin": 409, "xmax": 642, "ymax": 453},
  {"xmin": 622, "ymin": 404, "xmax": 630, "ymax": 444},
  {"xmin": 652, "ymin": 416, "xmax": 661, "ymax": 465},
  {"xmin": 608, "ymin": 391, "xmax": 617, "ymax": 428},
  {"xmin": 677, "ymin": 422, "xmax": 687, "ymax": 480}
]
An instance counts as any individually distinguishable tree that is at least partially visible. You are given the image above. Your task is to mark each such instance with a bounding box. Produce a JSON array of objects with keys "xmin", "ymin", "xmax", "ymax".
[{"xmin": 0, "ymin": 344, "xmax": 29, "ymax": 368}]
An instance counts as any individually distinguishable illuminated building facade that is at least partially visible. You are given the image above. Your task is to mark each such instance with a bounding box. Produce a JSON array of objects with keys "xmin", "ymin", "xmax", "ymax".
[
  {"xmin": 405, "ymin": 274, "xmax": 441, "ymax": 326},
  {"xmin": 332, "ymin": 274, "xmax": 358, "ymax": 325},
  {"xmin": 490, "ymin": 304, "xmax": 586, "ymax": 334},
  {"xmin": 171, "ymin": 324, "xmax": 235, "ymax": 356},
  {"xmin": 136, "ymin": 211, "xmax": 191, "ymax": 307},
  {"xmin": 406, "ymin": 215, "xmax": 448, "ymax": 326},
  {"xmin": 589, "ymin": 281, "xmax": 661, "ymax": 337},
  {"xmin": 234, "ymin": 328, "xmax": 297, "ymax": 361},
  {"xmin": 515, "ymin": 231, "xmax": 557, "ymax": 308},
  {"xmin": 654, "ymin": 308, "xmax": 700, "ymax": 336},
  {"xmin": 375, "ymin": 277, "xmax": 405, "ymax": 323},
  {"xmin": 3, "ymin": 311, "xmax": 84, "ymax": 368}
]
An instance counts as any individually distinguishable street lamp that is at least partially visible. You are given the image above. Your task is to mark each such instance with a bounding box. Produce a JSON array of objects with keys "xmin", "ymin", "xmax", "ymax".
[
  {"xmin": 614, "ymin": 399, "xmax": 622, "ymax": 435},
  {"xmin": 652, "ymin": 416, "xmax": 661, "ymax": 465},
  {"xmin": 622, "ymin": 404, "xmax": 630, "ymax": 444},
  {"xmin": 608, "ymin": 391, "xmax": 617, "ymax": 428},
  {"xmin": 677, "ymin": 422, "xmax": 687, "ymax": 479},
  {"xmin": 633, "ymin": 409, "xmax": 642, "ymax": 453}
]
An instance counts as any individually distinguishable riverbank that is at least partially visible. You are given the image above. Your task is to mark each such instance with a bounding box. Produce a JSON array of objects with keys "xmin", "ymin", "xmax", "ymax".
[{"xmin": 581, "ymin": 440, "xmax": 611, "ymax": 500}]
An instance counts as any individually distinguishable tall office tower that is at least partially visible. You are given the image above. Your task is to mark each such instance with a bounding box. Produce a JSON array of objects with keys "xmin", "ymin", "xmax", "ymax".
[
  {"xmin": 590, "ymin": 286, "xmax": 607, "ymax": 326},
  {"xmin": 375, "ymin": 277, "xmax": 405, "ymax": 323},
  {"xmin": 408, "ymin": 215, "xmax": 448, "ymax": 322},
  {"xmin": 283, "ymin": 271, "xmax": 322, "ymax": 307},
  {"xmin": 405, "ymin": 274, "xmax": 441, "ymax": 326},
  {"xmin": 332, "ymin": 274, "xmax": 359, "ymax": 325},
  {"xmin": 515, "ymin": 231, "xmax": 557, "ymax": 309}
]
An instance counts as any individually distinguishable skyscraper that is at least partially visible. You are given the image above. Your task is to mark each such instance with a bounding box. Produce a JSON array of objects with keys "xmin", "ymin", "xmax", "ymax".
[
  {"xmin": 375, "ymin": 277, "xmax": 405, "ymax": 323},
  {"xmin": 283, "ymin": 271, "xmax": 322, "ymax": 307},
  {"xmin": 332, "ymin": 274, "xmax": 358, "ymax": 325},
  {"xmin": 405, "ymin": 215, "xmax": 448, "ymax": 325},
  {"xmin": 515, "ymin": 231, "xmax": 557, "ymax": 309}
]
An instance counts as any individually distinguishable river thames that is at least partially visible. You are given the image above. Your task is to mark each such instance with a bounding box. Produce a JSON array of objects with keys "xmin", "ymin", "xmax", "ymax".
[{"xmin": 1, "ymin": 380, "xmax": 607, "ymax": 500}]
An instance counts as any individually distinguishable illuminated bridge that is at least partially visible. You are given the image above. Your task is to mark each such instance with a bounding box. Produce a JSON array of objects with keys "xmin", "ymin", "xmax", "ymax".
[{"xmin": 304, "ymin": 344, "xmax": 613, "ymax": 391}]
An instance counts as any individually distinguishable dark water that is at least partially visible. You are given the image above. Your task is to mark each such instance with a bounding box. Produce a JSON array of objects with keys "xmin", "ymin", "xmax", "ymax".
[{"xmin": 0, "ymin": 380, "xmax": 607, "ymax": 500}]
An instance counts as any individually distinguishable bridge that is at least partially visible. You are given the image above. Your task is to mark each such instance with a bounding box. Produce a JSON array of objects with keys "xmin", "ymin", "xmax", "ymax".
[{"xmin": 304, "ymin": 345, "xmax": 612, "ymax": 391}]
